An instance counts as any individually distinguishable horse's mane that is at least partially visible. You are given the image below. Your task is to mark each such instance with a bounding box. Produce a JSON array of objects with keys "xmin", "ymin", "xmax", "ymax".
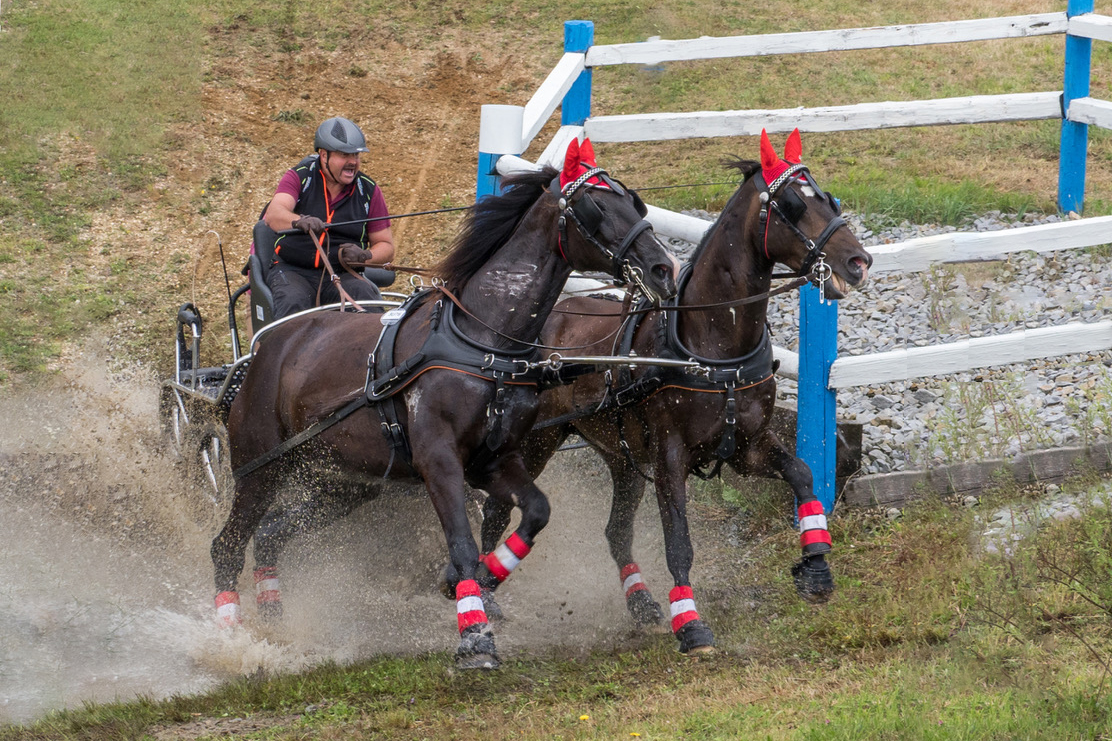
[
  {"xmin": 688, "ymin": 158, "xmax": 760, "ymax": 264},
  {"xmin": 435, "ymin": 166, "xmax": 559, "ymax": 290}
]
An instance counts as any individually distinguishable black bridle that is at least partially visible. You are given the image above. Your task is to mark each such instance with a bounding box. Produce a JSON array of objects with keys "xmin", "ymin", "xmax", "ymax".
[
  {"xmin": 755, "ymin": 163, "xmax": 847, "ymax": 291},
  {"xmin": 550, "ymin": 167, "xmax": 658, "ymax": 300}
]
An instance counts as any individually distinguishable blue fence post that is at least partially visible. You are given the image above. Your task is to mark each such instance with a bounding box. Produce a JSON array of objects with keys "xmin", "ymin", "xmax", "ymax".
[
  {"xmin": 1058, "ymin": 0, "xmax": 1094, "ymax": 214},
  {"xmin": 796, "ymin": 283, "xmax": 839, "ymax": 514},
  {"xmin": 475, "ymin": 104, "xmax": 524, "ymax": 201},
  {"xmin": 562, "ymin": 20, "xmax": 594, "ymax": 126}
]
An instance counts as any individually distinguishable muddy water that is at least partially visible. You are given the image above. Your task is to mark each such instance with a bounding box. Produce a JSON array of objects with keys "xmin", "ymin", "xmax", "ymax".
[{"xmin": 0, "ymin": 340, "xmax": 672, "ymax": 725}]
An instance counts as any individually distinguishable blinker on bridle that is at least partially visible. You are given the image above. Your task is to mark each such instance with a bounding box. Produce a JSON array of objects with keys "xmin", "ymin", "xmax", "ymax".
[
  {"xmin": 550, "ymin": 166, "xmax": 657, "ymax": 299},
  {"xmin": 756, "ymin": 162, "xmax": 847, "ymax": 296}
]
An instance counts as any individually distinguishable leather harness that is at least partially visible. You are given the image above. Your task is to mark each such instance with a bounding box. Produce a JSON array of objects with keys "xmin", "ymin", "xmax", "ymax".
[{"xmin": 537, "ymin": 264, "xmax": 778, "ymax": 480}]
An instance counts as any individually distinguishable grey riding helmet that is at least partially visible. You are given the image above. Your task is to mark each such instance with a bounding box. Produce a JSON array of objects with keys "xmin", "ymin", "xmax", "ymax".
[{"xmin": 313, "ymin": 117, "xmax": 370, "ymax": 154}]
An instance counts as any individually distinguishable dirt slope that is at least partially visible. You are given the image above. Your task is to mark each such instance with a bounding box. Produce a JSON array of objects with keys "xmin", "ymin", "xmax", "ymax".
[{"xmin": 114, "ymin": 32, "xmax": 551, "ymax": 325}]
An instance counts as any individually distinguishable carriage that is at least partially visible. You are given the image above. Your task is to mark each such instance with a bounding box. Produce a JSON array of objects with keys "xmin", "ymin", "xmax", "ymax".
[{"xmin": 158, "ymin": 218, "xmax": 405, "ymax": 502}]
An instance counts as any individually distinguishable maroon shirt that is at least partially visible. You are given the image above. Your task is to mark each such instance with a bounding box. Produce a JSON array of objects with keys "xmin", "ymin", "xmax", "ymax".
[{"xmin": 275, "ymin": 169, "xmax": 391, "ymax": 231}]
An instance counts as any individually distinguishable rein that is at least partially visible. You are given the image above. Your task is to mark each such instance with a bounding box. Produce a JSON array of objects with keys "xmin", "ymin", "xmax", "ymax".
[
  {"xmin": 310, "ymin": 230, "xmax": 367, "ymax": 312},
  {"xmin": 431, "ymin": 282, "xmax": 638, "ymax": 354},
  {"xmin": 550, "ymin": 275, "xmax": 809, "ymax": 318}
]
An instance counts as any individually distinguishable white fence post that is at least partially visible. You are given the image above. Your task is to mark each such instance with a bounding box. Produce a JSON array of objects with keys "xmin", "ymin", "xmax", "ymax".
[{"xmin": 476, "ymin": 105, "xmax": 525, "ymax": 200}]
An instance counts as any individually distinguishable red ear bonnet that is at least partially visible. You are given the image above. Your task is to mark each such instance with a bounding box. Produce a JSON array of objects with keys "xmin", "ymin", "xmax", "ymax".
[
  {"xmin": 579, "ymin": 138, "xmax": 598, "ymax": 167},
  {"xmin": 561, "ymin": 138, "xmax": 582, "ymax": 188},
  {"xmin": 784, "ymin": 128, "xmax": 802, "ymax": 164},
  {"xmin": 560, "ymin": 137, "xmax": 608, "ymax": 191},
  {"xmin": 759, "ymin": 129, "xmax": 791, "ymax": 184}
]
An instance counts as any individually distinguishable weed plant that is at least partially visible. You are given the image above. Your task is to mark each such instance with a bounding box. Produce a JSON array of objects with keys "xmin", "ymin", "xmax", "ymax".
[{"xmin": 920, "ymin": 374, "xmax": 1053, "ymax": 466}]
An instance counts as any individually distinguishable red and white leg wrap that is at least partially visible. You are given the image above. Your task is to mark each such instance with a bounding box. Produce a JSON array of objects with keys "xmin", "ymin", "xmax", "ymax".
[
  {"xmin": 668, "ymin": 586, "xmax": 700, "ymax": 635},
  {"xmin": 619, "ymin": 563, "xmax": 648, "ymax": 599},
  {"xmin": 215, "ymin": 591, "xmax": 241, "ymax": 628},
  {"xmin": 254, "ymin": 566, "xmax": 281, "ymax": 608},
  {"xmin": 455, "ymin": 579, "xmax": 488, "ymax": 634},
  {"xmin": 480, "ymin": 532, "xmax": 531, "ymax": 583},
  {"xmin": 798, "ymin": 500, "xmax": 832, "ymax": 556}
]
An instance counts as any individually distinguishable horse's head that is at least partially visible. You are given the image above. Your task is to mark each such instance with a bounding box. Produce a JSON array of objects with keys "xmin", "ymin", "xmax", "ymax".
[
  {"xmin": 552, "ymin": 138, "xmax": 678, "ymax": 303},
  {"xmin": 750, "ymin": 129, "xmax": 871, "ymax": 299}
]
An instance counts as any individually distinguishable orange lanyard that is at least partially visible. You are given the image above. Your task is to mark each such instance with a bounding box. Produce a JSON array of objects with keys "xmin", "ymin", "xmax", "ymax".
[{"xmin": 316, "ymin": 165, "xmax": 336, "ymax": 268}]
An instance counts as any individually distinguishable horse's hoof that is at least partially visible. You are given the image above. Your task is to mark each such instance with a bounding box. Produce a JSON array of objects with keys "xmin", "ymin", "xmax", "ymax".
[
  {"xmin": 792, "ymin": 556, "xmax": 835, "ymax": 604},
  {"xmin": 675, "ymin": 619, "xmax": 716, "ymax": 654},
  {"xmin": 626, "ymin": 589, "xmax": 666, "ymax": 628},
  {"xmin": 456, "ymin": 624, "xmax": 500, "ymax": 670},
  {"xmin": 438, "ymin": 563, "xmax": 458, "ymax": 600},
  {"xmin": 257, "ymin": 600, "xmax": 283, "ymax": 623},
  {"xmin": 481, "ymin": 588, "xmax": 504, "ymax": 622}
]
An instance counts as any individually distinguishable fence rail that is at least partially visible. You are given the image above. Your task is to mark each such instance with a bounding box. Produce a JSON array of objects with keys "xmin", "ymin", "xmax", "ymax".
[
  {"xmin": 829, "ymin": 321, "xmax": 1112, "ymax": 388},
  {"xmin": 585, "ymin": 14, "xmax": 1067, "ymax": 65}
]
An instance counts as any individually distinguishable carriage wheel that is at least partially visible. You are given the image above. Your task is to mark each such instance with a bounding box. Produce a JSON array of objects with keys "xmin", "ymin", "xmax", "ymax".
[
  {"xmin": 195, "ymin": 421, "xmax": 235, "ymax": 508},
  {"xmin": 159, "ymin": 385, "xmax": 190, "ymax": 462}
]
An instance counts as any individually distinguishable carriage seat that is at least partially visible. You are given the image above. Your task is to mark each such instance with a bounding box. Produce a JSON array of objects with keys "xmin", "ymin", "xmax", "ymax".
[{"xmin": 245, "ymin": 219, "xmax": 398, "ymax": 335}]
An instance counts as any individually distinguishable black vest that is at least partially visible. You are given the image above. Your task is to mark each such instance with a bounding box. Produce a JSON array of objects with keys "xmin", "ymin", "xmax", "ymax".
[{"xmin": 273, "ymin": 154, "xmax": 380, "ymax": 271}]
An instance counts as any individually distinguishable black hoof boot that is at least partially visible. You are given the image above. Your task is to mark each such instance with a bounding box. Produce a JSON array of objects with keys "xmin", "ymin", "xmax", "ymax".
[
  {"xmin": 257, "ymin": 600, "xmax": 283, "ymax": 623},
  {"xmin": 438, "ymin": 563, "xmax": 459, "ymax": 600},
  {"xmin": 675, "ymin": 619, "xmax": 716, "ymax": 655},
  {"xmin": 792, "ymin": 554, "xmax": 835, "ymax": 604},
  {"xmin": 481, "ymin": 587, "xmax": 504, "ymax": 621},
  {"xmin": 456, "ymin": 624, "xmax": 500, "ymax": 670},
  {"xmin": 626, "ymin": 589, "xmax": 666, "ymax": 628}
]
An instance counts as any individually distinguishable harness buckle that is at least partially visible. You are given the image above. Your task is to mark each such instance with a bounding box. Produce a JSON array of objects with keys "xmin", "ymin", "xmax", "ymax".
[{"xmin": 810, "ymin": 253, "xmax": 832, "ymax": 300}]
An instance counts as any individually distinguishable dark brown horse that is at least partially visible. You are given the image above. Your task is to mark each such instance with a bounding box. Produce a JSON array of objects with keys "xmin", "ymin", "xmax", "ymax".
[
  {"xmin": 479, "ymin": 129, "xmax": 872, "ymax": 654},
  {"xmin": 210, "ymin": 138, "xmax": 677, "ymax": 669}
]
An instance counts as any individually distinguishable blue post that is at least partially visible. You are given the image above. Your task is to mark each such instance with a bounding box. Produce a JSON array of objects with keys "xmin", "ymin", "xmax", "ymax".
[
  {"xmin": 562, "ymin": 20, "xmax": 594, "ymax": 126},
  {"xmin": 1058, "ymin": 0, "xmax": 1094, "ymax": 214},
  {"xmin": 796, "ymin": 283, "xmax": 839, "ymax": 514},
  {"xmin": 476, "ymin": 151, "xmax": 501, "ymax": 201}
]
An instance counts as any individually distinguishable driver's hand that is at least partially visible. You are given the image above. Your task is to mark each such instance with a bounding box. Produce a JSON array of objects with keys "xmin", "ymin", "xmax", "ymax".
[
  {"xmin": 338, "ymin": 244, "xmax": 375, "ymax": 266},
  {"xmin": 292, "ymin": 215, "xmax": 327, "ymax": 234}
]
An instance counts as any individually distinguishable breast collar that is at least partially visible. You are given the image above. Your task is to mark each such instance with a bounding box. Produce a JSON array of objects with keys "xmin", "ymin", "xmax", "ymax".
[
  {"xmin": 615, "ymin": 264, "xmax": 776, "ymax": 395},
  {"xmin": 364, "ymin": 290, "xmax": 551, "ymax": 471}
]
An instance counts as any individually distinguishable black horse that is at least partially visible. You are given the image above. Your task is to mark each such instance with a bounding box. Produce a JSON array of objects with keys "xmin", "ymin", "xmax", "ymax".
[
  {"xmin": 210, "ymin": 138, "xmax": 677, "ymax": 669},
  {"xmin": 480, "ymin": 129, "xmax": 873, "ymax": 654}
]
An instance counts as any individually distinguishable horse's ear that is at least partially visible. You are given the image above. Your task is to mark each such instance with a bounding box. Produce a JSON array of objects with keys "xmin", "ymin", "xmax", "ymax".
[
  {"xmin": 561, "ymin": 138, "xmax": 582, "ymax": 188},
  {"xmin": 759, "ymin": 129, "xmax": 780, "ymax": 172},
  {"xmin": 579, "ymin": 138, "xmax": 598, "ymax": 167},
  {"xmin": 784, "ymin": 128, "xmax": 802, "ymax": 164}
]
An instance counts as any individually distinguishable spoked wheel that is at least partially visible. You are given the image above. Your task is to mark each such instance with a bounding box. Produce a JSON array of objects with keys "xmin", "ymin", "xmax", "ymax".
[
  {"xmin": 158, "ymin": 385, "xmax": 234, "ymax": 526},
  {"xmin": 159, "ymin": 385, "xmax": 190, "ymax": 462},
  {"xmin": 195, "ymin": 421, "xmax": 234, "ymax": 507}
]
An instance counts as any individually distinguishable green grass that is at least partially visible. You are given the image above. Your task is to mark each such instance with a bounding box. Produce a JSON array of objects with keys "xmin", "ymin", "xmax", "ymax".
[
  {"xmin": 8, "ymin": 484, "xmax": 1112, "ymax": 738},
  {"xmin": 0, "ymin": 0, "xmax": 202, "ymax": 379}
]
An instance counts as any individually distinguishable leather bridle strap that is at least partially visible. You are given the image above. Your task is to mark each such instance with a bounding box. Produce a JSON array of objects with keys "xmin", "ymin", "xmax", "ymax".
[{"xmin": 755, "ymin": 167, "xmax": 848, "ymax": 283}]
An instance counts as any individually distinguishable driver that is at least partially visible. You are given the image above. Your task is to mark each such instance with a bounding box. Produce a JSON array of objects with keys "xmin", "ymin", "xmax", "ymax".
[{"xmin": 262, "ymin": 116, "xmax": 396, "ymax": 318}]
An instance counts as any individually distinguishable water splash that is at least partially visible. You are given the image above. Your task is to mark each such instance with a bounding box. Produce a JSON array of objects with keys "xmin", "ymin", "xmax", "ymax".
[{"xmin": 0, "ymin": 336, "xmax": 665, "ymax": 724}]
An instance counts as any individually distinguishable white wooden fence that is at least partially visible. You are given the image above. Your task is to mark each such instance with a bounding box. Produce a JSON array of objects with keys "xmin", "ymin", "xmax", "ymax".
[{"xmin": 478, "ymin": 4, "xmax": 1112, "ymax": 509}]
